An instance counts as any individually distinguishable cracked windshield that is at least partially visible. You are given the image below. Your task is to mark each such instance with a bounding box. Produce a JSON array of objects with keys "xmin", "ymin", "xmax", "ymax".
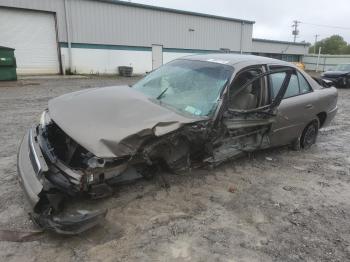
[{"xmin": 133, "ymin": 59, "xmax": 233, "ymax": 116}]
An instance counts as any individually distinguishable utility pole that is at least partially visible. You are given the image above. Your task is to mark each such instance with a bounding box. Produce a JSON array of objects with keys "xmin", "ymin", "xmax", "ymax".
[
  {"xmin": 292, "ymin": 20, "xmax": 301, "ymax": 42},
  {"xmin": 314, "ymin": 34, "xmax": 320, "ymax": 54},
  {"xmin": 316, "ymin": 47, "xmax": 322, "ymax": 72}
]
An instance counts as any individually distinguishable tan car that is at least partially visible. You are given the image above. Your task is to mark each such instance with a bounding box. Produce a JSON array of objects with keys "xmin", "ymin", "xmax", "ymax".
[{"xmin": 17, "ymin": 54, "xmax": 338, "ymax": 234}]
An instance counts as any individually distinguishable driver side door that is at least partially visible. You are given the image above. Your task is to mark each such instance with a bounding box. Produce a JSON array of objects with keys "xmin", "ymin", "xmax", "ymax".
[{"xmin": 208, "ymin": 66, "xmax": 293, "ymax": 164}]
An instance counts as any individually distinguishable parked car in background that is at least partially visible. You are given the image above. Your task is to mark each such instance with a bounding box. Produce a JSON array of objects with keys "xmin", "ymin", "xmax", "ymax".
[
  {"xmin": 17, "ymin": 54, "xmax": 338, "ymax": 234},
  {"xmin": 321, "ymin": 63, "xmax": 350, "ymax": 88}
]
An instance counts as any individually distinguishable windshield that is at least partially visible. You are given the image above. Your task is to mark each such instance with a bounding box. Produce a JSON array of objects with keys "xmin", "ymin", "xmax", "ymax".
[
  {"xmin": 334, "ymin": 64, "xmax": 350, "ymax": 71},
  {"xmin": 133, "ymin": 59, "xmax": 233, "ymax": 117}
]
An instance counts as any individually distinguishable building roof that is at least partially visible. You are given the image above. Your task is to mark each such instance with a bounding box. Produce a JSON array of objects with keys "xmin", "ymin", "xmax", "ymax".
[
  {"xmin": 253, "ymin": 38, "xmax": 310, "ymax": 46},
  {"xmin": 97, "ymin": 0, "xmax": 255, "ymax": 24}
]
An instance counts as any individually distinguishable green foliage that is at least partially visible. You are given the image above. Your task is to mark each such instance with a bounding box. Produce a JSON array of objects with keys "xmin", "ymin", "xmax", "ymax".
[{"xmin": 309, "ymin": 35, "xmax": 350, "ymax": 55}]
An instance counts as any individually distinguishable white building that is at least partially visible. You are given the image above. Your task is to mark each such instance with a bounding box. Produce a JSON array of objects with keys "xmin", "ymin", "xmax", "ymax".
[
  {"xmin": 0, "ymin": 0, "xmax": 309, "ymax": 75},
  {"xmin": 252, "ymin": 38, "xmax": 309, "ymax": 62}
]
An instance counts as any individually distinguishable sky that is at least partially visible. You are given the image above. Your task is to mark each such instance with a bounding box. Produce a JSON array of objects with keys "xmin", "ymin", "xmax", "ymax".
[{"xmin": 124, "ymin": 0, "xmax": 350, "ymax": 44}]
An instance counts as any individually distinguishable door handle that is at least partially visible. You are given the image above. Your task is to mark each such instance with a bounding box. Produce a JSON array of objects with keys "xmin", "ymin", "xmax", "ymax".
[{"xmin": 305, "ymin": 104, "xmax": 313, "ymax": 109}]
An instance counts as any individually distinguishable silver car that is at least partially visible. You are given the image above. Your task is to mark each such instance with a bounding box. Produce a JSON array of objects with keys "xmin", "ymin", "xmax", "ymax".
[{"xmin": 17, "ymin": 54, "xmax": 338, "ymax": 234}]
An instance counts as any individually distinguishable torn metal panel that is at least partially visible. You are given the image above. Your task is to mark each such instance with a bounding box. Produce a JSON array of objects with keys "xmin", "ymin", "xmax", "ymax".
[
  {"xmin": 31, "ymin": 209, "xmax": 107, "ymax": 235},
  {"xmin": 18, "ymin": 128, "xmax": 107, "ymax": 235}
]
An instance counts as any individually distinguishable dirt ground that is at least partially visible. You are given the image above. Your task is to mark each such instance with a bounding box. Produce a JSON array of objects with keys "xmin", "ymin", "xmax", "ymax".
[{"xmin": 0, "ymin": 75, "xmax": 349, "ymax": 262}]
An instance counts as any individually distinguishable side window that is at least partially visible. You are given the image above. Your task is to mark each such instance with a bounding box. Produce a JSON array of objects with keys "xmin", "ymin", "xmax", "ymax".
[
  {"xmin": 270, "ymin": 72, "xmax": 286, "ymax": 99},
  {"xmin": 297, "ymin": 71, "xmax": 312, "ymax": 94},
  {"xmin": 269, "ymin": 67, "xmax": 311, "ymax": 100},
  {"xmin": 283, "ymin": 74, "xmax": 299, "ymax": 98},
  {"xmin": 229, "ymin": 67, "xmax": 269, "ymax": 110}
]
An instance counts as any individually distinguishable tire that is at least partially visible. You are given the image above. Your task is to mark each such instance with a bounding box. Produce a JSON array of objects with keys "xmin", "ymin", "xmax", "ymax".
[{"xmin": 300, "ymin": 120, "xmax": 319, "ymax": 149}]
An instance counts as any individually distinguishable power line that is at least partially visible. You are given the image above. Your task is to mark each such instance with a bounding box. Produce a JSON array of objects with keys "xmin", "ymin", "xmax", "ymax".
[{"xmin": 300, "ymin": 21, "xmax": 350, "ymax": 31}]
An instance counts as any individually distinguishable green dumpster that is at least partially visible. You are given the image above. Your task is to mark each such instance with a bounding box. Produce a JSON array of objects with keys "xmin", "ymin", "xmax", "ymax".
[{"xmin": 0, "ymin": 46, "xmax": 17, "ymax": 81}]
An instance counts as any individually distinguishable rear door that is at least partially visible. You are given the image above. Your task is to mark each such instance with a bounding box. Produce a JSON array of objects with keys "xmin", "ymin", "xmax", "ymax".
[{"xmin": 268, "ymin": 66, "xmax": 316, "ymax": 146}]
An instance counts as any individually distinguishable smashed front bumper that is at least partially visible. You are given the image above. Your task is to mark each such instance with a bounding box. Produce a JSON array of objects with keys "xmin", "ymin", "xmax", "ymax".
[{"xmin": 17, "ymin": 127, "xmax": 106, "ymax": 235}]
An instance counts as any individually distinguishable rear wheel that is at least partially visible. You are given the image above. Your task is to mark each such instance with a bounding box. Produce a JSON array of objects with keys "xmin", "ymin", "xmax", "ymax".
[{"xmin": 300, "ymin": 120, "xmax": 319, "ymax": 149}]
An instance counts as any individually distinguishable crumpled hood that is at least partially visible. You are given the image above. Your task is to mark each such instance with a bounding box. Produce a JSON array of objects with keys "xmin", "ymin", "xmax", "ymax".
[
  {"xmin": 322, "ymin": 71, "xmax": 349, "ymax": 78},
  {"xmin": 48, "ymin": 85, "xmax": 199, "ymax": 158}
]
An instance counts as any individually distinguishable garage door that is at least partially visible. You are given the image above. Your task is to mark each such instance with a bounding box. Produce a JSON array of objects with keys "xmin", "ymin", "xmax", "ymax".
[{"xmin": 0, "ymin": 8, "xmax": 60, "ymax": 75}]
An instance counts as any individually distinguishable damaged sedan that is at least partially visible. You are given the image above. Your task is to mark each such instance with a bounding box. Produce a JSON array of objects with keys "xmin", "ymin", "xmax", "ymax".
[
  {"xmin": 17, "ymin": 54, "xmax": 338, "ymax": 234},
  {"xmin": 321, "ymin": 63, "xmax": 350, "ymax": 88}
]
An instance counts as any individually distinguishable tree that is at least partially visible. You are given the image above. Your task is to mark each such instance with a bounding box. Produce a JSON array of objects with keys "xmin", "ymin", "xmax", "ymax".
[
  {"xmin": 341, "ymin": 44, "xmax": 350, "ymax": 54},
  {"xmin": 309, "ymin": 35, "xmax": 350, "ymax": 55}
]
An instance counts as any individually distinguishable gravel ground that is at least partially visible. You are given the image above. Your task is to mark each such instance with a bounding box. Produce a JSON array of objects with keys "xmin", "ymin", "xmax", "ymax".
[{"xmin": 0, "ymin": 75, "xmax": 349, "ymax": 262}]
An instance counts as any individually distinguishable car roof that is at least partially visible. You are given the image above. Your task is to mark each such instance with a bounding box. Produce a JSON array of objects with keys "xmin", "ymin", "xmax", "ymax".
[{"xmin": 181, "ymin": 53, "xmax": 293, "ymax": 67}]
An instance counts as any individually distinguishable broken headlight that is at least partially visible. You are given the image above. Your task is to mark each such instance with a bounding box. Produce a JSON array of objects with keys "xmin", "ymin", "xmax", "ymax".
[{"xmin": 39, "ymin": 110, "xmax": 52, "ymax": 127}]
